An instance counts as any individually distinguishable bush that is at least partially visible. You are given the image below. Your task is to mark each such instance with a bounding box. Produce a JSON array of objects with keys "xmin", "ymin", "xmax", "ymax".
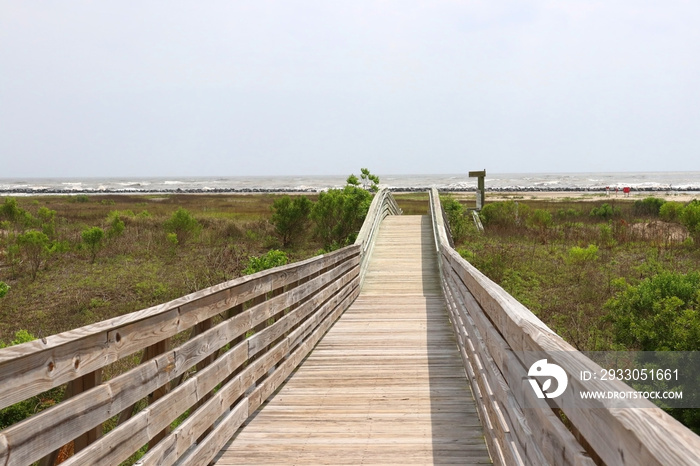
[
  {"xmin": 271, "ymin": 195, "xmax": 312, "ymax": 247},
  {"xmin": 590, "ymin": 203, "xmax": 620, "ymax": 220},
  {"xmin": 106, "ymin": 212, "xmax": 125, "ymax": 239},
  {"xmin": 0, "ymin": 281, "xmax": 8, "ymax": 298},
  {"xmin": 37, "ymin": 206, "xmax": 57, "ymax": 238},
  {"xmin": 0, "ymin": 198, "xmax": 23, "ymax": 222},
  {"xmin": 16, "ymin": 230, "xmax": 52, "ymax": 280},
  {"xmin": 441, "ymin": 195, "xmax": 469, "ymax": 243},
  {"xmin": 243, "ymin": 250, "xmax": 289, "ymax": 275},
  {"xmin": 606, "ymin": 271, "xmax": 700, "ymax": 351},
  {"xmin": 567, "ymin": 244, "xmax": 599, "ymax": 264},
  {"xmin": 660, "ymin": 201, "xmax": 685, "ymax": 222},
  {"xmin": 527, "ymin": 209, "xmax": 553, "ymax": 240},
  {"xmin": 164, "ymin": 208, "xmax": 201, "ymax": 244},
  {"xmin": 481, "ymin": 201, "xmax": 528, "ymax": 229},
  {"xmin": 0, "ymin": 198, "xmax": 35, "ymax": 227},
  {"xmin": 311, "ymin": 185, "xmax": 371, "ymax": 250},
  {"xmin": 633, "ymin": 197, "xmax": 666, "ymax": 216},
  {"xmin": 680, "ymin": 201, "xmax": 700, "ymax": 243},
  {"xmin": 82, "ymin": 226, "xmax": 105, "ymax": 263}
]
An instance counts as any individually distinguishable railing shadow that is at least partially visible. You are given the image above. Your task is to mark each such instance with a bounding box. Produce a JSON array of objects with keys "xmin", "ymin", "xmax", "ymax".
[{"xmin": 422, "ymin": 215, "xmax": 491, "ymax": 464}]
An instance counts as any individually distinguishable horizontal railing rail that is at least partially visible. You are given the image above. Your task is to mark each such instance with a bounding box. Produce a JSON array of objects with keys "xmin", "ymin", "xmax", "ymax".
[
  {"xmin": 0, "ymin": 245, "xmax": 361, "ymax": 466},
  {"xmin": 429, "ymin": 187, "xmax": 700, "ymax": 466},
  {"xmin": 354, "ymin": 187, "xmax": 402, "ymax": 287}
]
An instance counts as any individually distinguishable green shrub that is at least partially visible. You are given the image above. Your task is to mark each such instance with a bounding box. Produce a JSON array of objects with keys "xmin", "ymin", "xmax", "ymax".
[
  {"xmin": 556, "ymin": 207, "xmax": 583, "ymax": 219},
  {"xmin": 107, "ymin": 213, "xmax": 125, "ymax": 239},
  {"xmin": 17, "ymin": 230, "xmax": 52, "ymax": 280},
  {"xmin": 271, "ymin": 195, "xmax": 312, "ymax": 247},
  {"xmin": 633, "ymin": 197, "xmax": 666, "ymax": 216},
  {"xmin": 441, "ymin": 195, "xmax": 469, "ymax": 243},
  {"xmin": 74, "ymin": 194, "xmax": 90, "ymax": 203},
  {"xmin": 590, "ymin": 203, "xmax": 619, "ymax": 220},
  {"xmin": 360, "ymin": 168, "xmax": 380, "ymax": 192},
  {"xmin": 243, "ymin": 250, "xmax": 289, "ymax": 275},
  {"xmin": 567, "ymin": 244, "xmax": 599, "ymax": 264},
  {"xmin": 606, "ymin": 271, "xmax": 700, "ymax": 351},
  {"xmin": 527, "ymin": 209, "xmax": 553, "ymax": 239},
  {"xmin": 599, "ymin": 223, "xmax": 615, "ymax": 248},
  {"xmin": 311, "ymin": 185, "xmax": 371, "ymax": 250},
  {"xmin": 481, "ymin": 201, "xmax": 528, "ymax": 229},
  {"xmin": 37, "ymin": 206, "xmax": 57, "ymax": 238},
  {"xmin": 164, "ymin": 208, "xmax": 201, "ymax": 244},
  {"xmin": 0, "ymin": 198, "xmax": 23, "ymax": 222},
  {"xmin": 0, "ymin": 281, "xmax": 8, "ymax": 298},
  {"xmin": 680, "ymin": 201, "xmax": 700, "ymax": 243},
  {"xmin": 659, "ymin": 201, "xmax": 685, "ymax": 222},
  {"xmin": 82, "ymin": 226, "xmax": 105, "ymax": 263}
]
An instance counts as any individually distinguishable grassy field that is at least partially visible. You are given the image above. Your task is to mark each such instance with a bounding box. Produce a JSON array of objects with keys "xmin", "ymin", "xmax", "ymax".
[
  {"xmin": 444, "ymin": 194, "xmax": 700, "ymax": 352},
  {"xmin": 2, "ymin": 191, "xmax": 700, "ymax": 437},
  {"xmin": 0, "ymin": 191, "xmax": 430, "ymax": 344},
  {"xmin": 0, "ymin": 193, "xmax": 328, "ymax": 343}
]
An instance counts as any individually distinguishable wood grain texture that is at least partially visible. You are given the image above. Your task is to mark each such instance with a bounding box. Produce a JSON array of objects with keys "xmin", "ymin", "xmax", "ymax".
[
  {"xmin": 355, "ymin": 188, "xmax": 402, "ymax": 287},
  {"xmin": 0, "ymin": 246, "xmax": 359, "ymax": 412},
  {"xmin": 214, "ymin": 215, "xmax": 491, "ymax": 465},
  {"xmin": 0, "ymin": 246, "xmax": 360, "ymax": 466},
  {"xmin": 428, "ymin": 188, "xmax": 700, "ymax": 466}
]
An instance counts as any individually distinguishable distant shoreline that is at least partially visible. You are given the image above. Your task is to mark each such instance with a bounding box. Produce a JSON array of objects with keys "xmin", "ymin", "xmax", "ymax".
[{"xmin": 2, "ymin": 186, "xmax": 700, "ymax": 196}]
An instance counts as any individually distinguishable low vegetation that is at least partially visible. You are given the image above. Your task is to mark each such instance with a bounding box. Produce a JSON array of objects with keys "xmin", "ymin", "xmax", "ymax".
[
  {"xmin": 0, "ymin": 169, "xmax": 381, "ymax": 447},
  {"xmin": 443, "ymin": 194, "xmax": 700, "ymax": 432}
]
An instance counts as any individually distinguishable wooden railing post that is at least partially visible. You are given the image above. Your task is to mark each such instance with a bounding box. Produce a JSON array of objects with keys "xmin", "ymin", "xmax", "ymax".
[
  {"xmin": 144, "ymin": 339, "xmax": 170, "ymax": 448},
  {"xmin": 37, "ymin": 368, "xmax": 102, "ymax": 466}
]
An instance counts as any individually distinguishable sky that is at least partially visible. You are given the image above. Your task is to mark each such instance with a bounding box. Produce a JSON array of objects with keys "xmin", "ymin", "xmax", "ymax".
[{"xmin": 1, "ymin": 1, "xmax": 699, "ymax": 178}]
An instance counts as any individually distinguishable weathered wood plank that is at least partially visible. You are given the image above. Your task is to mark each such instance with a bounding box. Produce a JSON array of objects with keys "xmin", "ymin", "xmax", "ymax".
[
  {"xmin": 214, "ymin": 215, "xmax": 490, "ymax": 465},
  {"xmin": 429, "ymin": 188, "xmax": 700, "ymax": 466},
  {"xmin": 0, "ymin": 252, "xmax": 360, "ymax": 466},
  {"xmin": 444, "ymin": 263, "xmax": 594, "ymax": 466},
  {"xmin": 0, "ymin": 245, "xmax": 359, "ymax": 412}
]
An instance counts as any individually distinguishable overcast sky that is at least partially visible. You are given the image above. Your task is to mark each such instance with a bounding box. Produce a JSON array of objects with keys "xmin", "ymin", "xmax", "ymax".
[{"xmin": 1, "ymin": 1, "xmax": 699, "ymax": 178}]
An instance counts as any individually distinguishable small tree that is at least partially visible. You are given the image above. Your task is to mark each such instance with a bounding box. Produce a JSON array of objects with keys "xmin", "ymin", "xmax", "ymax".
[
  {"xmin": 0, "ymin": 198, "xmax": 23, "ymax": 222},
  {"xmin": 37, "ymin": 206, "xmax": 57, "ymax": 238},
  {"xmin": 16, "ymin": 230, "xmax": 51, "ymax": 280},
  {"xmin": 360, "ymin": 168, "xmax": 380, "ymax": 192},
  {"xmin": 680, "ymin": 201, "xmax": 700, "ymax": 245},
  {"xmin": 243, "ymin": 250, "xmax": 289, "ymax": 275},
  {"xmin": 82, "ymin": 226, "xmax": 104, "ymax": 263},
  {"xmin": 271, "ymin": 195, "xmax": 312, "ymax": 248},
  {"xmin": 660, "ymin": 201, "xmax": 685, "ymax": 222},
  {"xmin": 164, "ymin": 208, "xmax": 201, "ymax": 244},
  {"xmin": 311, "ymin": 185, "xmax": 371, "ymax": 250},
  {"xmin": 106, "ymin": 212, "xmax": 125, "ymax": 239},
  {"xmin": 590, "ymin": 203, "xmax": 619, "ymax": 220}
]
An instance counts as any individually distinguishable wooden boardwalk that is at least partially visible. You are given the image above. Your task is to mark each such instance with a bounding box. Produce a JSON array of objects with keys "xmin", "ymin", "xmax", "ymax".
[{"xmin": 214, "ymin": 215, "xmax": 491, "ymax": 465}]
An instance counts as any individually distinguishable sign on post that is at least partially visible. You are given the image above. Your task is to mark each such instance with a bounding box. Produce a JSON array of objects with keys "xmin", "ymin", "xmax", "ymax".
[{"xmin": 469, "ymin": 170, "xmax": 486, "ymax": 211}]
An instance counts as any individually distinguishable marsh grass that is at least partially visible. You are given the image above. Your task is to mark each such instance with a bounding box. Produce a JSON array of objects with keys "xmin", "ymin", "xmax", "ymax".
[
  {"xmin": 452, "ymin": 198, "xmax": 700, "ymax": 352},
  {"xmin": 0, "ymin": 194, "xmax": 322, "ymax": 342}
]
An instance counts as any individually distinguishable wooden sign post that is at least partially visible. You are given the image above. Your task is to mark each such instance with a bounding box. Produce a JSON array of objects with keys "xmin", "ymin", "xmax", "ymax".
[{"xmin": 469, "ymin": 170, "xmax": 486, "ymax": 210}]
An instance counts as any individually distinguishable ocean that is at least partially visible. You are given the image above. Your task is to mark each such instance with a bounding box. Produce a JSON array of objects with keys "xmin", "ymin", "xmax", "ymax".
[{"xmin": 1, "ymin": 172, "xmax": 699, "ymax": 195}]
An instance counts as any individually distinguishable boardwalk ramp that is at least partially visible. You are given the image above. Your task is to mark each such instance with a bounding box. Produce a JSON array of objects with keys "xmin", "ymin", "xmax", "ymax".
[{"xmin": 214, "ymin": 215, "xmax": 490, "ymax": 464}]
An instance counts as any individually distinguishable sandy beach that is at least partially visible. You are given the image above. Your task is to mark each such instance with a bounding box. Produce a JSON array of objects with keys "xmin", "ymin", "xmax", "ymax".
[{"xmin": 442, "ymin": 190, "xmax": 700, "ymax": 203}]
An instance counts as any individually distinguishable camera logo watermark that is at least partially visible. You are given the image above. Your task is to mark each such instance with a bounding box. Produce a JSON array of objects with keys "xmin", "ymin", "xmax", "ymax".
[{"xmin": 528, "ymin": 359, "xmax": 568, "ymax": 399}]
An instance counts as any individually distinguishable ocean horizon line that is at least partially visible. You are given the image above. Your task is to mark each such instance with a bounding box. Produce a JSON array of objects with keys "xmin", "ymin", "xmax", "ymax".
[{"xmin": 1, "ymin": 171, "xmax": 699, "ymax": 195}]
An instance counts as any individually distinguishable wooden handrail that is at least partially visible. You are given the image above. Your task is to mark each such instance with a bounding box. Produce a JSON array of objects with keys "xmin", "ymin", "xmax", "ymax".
[
  {"xmin": 0, "ymin": 245, "xmax": 361, "ymax": 466},
  {"xmin": 429, "ymin": 188, "xmax": 700, "ymax": 465},
  {"xmin": 354, "ymin": 187, "xmax": 401, "ymax": 287}
]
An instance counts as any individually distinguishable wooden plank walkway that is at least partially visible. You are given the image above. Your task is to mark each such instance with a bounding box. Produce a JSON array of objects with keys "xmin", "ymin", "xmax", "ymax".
[{"xmin": 214, "ymin": 215, "xmax": 491, "ymax": 465}]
